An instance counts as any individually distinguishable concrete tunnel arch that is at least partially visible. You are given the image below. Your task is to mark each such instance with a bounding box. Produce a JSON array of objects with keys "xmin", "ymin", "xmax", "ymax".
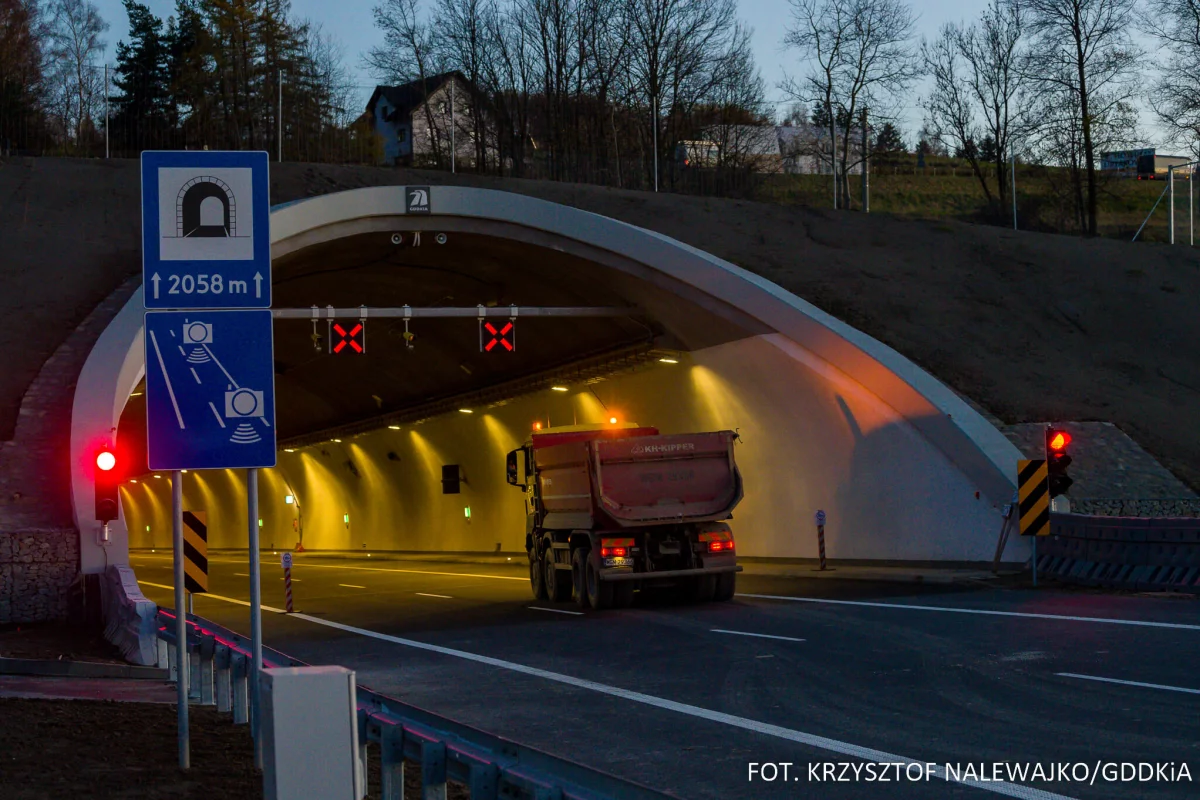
[{"xmin": 70, "ymin": 184, "xmax": 1029, "ymax": 574}]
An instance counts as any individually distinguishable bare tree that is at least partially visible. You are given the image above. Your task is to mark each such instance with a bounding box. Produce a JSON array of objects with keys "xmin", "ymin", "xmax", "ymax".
[
  {"xmin": 923, "ymin": 24, "xmax": 991, "ymax": 200},
  {"xmin": 624, "ymin": 0, "xmax": 739, "ymax": 188},
  {"xmin": 783, "ymin": 0, "xmax": 919, "ymax": 208},
  {"xmin": 1145, "ymin": 0, "xmax": 1200, "ymax": 157},
  {"xmin": 45, "ymin": 0, "xmax": 107, "ymax": 151},
  {"xmin": 366, "ymin": 0, "xmax": 448, "ymax": 164},
  {"xmin": 923, "ymin": 0, "xmax": 1028, "ymax": 216},
  {"xmin": 703, "ymin": 23, "xmax": 772, "ymax": 171},
  {"xmin": 435, "ymin": 0, "xmax": 494, "ymax": 169},
  {"xmin": 1025, "ymin": 0, "xmax": 1141, "ymax": 235}
]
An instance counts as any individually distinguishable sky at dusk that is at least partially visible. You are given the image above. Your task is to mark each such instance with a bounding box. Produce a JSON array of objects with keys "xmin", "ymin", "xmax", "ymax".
[{"xmin": 88, "ymin": 0, "xmax": 1148, "ymax": 146}]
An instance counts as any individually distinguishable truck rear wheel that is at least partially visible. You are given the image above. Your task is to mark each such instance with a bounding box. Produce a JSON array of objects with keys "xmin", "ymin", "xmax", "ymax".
[
  {"xmin": 571, "ymin": 548, "xmax": 590, "ymax": 609},
  {"xmin": 529, "ymin": 551, "xmax": 547, "ymax": 600},
  {"xmin": 714, "ymin": 571, "xmax": 736, "ymax": 602},
  {"xmin": 585, "ymin": 556, "xmax": 614, "ymax": 610},
  {"xmin": 545, "ymin": 549, "xmax": 572, "ymax": 602}
]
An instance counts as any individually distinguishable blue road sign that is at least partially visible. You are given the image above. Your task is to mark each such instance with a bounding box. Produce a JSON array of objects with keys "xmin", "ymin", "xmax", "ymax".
[
  {"xmin": 141, "ymin": 151, "xmax": 271, "ymax": 309},
  {"xmin": 145, "ymin": 310, "xmax": 277, "ymax": 470}
]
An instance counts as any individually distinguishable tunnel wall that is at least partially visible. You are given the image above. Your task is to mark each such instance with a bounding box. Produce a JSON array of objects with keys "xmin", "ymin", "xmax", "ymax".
[{"xmin": 123, "ymin": 335, "xmax": 1025, "ymax": 563}]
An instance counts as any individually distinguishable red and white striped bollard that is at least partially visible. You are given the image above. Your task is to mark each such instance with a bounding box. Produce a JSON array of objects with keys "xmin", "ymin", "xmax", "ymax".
[{"xmin": 281, "ymin": 551, "xmax": 294, "ymax": 613}]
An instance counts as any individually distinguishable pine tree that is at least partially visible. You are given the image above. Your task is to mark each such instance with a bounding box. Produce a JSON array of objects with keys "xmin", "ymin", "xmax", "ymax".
[{"xmin": 111, "ymin": 0, "xmax": 172, "ymax": 150}]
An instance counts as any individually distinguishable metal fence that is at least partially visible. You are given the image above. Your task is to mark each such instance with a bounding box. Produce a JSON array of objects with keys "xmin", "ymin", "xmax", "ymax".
[{"xmin": 157, "ymin": 608, "xmax": 675, "ymax": 800}]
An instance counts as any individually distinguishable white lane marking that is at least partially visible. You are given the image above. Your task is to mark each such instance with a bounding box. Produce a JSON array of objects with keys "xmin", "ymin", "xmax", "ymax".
[
  {"xmin": 529, "ymin": 606, "xmax": 584, "ymax": 616},
  {"xmin": 190, "ymin": 367, "xmax": 201, "ymax": 384},
  {"xmin": 339, "ymin": 584, "xmax": 367, "ymax": 589},
  {"xmin": 140, "ymin": 582, "xmax": 284, "ymax": 613},
  {"xmin": 739, "ymin": 593, "xmax": 1200, "ymax": 631},
  {"xmin": 130, "ymin": 554, "xmax": 526, "ymax": 582},
  {"xmin": 1056, "ymin": 673, "xmax": 1200, "ymax": 695},
  {"xmin": 416, "ymin": 593, "xmax": 452, "ymax": 599},
  {"xmin": 233, "ymin": 572, "xmax": 249, "ymax": 576},
  {"xmin": 711, "ymin": 628, "xmax": 805, "ymax": 643},
  {"xmin": 138, "ymin": 581, "xmax": 1076, "ymax": 800},
  {"xmin": 288, "ymin": 613, "xmax": 1073, "ymax": 800},
  {"xmin": 203, "ymin": 343, "xmax": 239, "ymax": 389},
  {"xmin": 148, "ymin": 330, "xmax": 185, "ymax": 429},
  {"xmin": 208, "ymin": 402, "xmax": 226, "ymax": 428}
]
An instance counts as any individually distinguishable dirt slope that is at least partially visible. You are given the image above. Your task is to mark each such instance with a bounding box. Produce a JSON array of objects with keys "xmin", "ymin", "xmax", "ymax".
[{"xmin": 2, "ymin": 157, "xmax": 1197, "ymax": 490}]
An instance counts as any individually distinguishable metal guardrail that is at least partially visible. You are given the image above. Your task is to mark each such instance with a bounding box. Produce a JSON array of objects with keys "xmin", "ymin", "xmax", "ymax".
[
  {"xmin": 1038, "ymin": 513, "xmax": 1200, "ymax": 592},
  {"xmin": 156, "ymin": 609, "xmax": 676, "ymax": 800}
]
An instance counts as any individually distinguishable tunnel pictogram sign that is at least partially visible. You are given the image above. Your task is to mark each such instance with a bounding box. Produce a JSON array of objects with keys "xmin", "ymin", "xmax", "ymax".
[
  {"xmin": 332, "ymin": 322, "xmax": 365, "ymax": 354},
  {"xmin": 483, "ymin": 321, "xmax": 515, "ymax": 352},
  {"xmin": 141, "ymin": 150, "xmax": 271, "ymax": 309}
]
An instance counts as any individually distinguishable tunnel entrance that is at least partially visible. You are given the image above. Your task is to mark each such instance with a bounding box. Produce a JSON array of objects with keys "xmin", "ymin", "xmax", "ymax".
[{"xmin": 76, "ymin": 184, "xmax": 1026, "ymax": 572}]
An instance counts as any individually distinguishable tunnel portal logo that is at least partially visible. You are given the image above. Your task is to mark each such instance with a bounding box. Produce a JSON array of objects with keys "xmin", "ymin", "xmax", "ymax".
[
  {"xmin": 406, "ymin": 186, "xmax": 431, "ymax": 214},
  {"xmin": 157, "ymin": 167, "xmax": 255, "ymax": 261}
]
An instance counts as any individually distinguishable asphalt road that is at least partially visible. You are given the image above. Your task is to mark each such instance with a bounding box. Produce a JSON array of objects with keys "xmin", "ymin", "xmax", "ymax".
[{"xmin": 131, "ymin": 553, "xmax": 1200, "ymax": 800}]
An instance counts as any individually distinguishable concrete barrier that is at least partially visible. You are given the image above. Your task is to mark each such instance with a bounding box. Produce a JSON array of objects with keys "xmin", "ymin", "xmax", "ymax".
[
  {"xmin": 1038, "ymin": 513, "xmax": 1200, "ymax": 592},
  {"xmin": 100, "ymin": 564, "xmax": 159, "ymax": 665}
]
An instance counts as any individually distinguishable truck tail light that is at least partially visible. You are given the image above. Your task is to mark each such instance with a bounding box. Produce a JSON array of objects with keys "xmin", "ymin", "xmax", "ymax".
[
  {"xmin": 708, "ymin": 539, "xmax": 734, "ymax": 553},
  {"xmin": 600, "ymin": 538, "xmax": 633, "ymax": 558}
]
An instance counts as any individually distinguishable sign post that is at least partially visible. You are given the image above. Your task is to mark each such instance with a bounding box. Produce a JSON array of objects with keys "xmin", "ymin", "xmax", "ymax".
[
  {"xmin": 1017, "ymin": 459, "xmax": 1051, "ymax": 588},
  {"xmin": 171, "ymin": 471, "xmax": 188, "ymax": 769},
  {"xmin": 142, "ymin": 151, "xmax": 274, "ymax": 771}
]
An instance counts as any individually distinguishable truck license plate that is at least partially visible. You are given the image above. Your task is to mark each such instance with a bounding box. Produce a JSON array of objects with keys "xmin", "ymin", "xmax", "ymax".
[{"xmin": 604, "ymin": 557, "xmax": 632, "ymax": 567}]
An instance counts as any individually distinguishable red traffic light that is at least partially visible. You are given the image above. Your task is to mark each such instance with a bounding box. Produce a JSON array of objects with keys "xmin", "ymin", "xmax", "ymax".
[
  {"xmin": 96, "ymin": 450, "xmax": 117, "ymax": 471},
  {"xmin": 1048, "ymin": 431, "xmax": 1070, "ymax": 451}
]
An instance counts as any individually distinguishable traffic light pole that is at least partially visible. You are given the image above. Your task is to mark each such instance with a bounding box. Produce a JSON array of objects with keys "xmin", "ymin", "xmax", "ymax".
[{"xmin": 171, "ymin": 470, "xmax": 189, "ymax": 769}]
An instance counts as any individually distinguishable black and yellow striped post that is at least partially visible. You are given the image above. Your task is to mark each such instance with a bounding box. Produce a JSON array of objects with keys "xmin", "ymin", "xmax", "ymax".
[
  {"xmin": 1018, "ymin": 460, "xmax": 1050, "ymax": 537},
  {"xmin": 1018, "ymin": 460, "xmax": 1050, "ymax": 586},
  {"xmin": 182, "ymin": 511, "xmax": 209, "ymax": 596}
]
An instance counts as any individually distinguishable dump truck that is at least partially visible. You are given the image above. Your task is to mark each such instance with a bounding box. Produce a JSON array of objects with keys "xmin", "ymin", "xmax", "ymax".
[{"xmin": 505, "ymin": 423, "xmax": 743, "ymax": 610}]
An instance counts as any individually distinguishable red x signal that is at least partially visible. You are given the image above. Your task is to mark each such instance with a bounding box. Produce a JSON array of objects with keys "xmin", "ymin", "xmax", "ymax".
[
  {"xmin": 332, "ymin": 322, "xmax": 364, "ymax": 354},
  {"xmin": 484, "ymin": 321, "xmax": 514, "ymax": 352}
]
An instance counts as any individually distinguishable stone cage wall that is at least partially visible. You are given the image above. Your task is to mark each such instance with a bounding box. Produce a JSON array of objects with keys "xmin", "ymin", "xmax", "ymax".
[{"xmin": 0, "ymin": 529, "xmax": 79, "ymax": 623}]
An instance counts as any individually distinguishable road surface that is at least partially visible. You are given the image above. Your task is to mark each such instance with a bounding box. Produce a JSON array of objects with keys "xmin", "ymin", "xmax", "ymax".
[{"xmin": 131, "ymin": 552, "xmax": 1199, "ymax": 800}]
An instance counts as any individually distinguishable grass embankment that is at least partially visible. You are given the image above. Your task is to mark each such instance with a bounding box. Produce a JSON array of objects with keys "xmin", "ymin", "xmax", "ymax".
[{"xmin": 754, "ymin": 161, "xmax": 1188, "ymax": 243}]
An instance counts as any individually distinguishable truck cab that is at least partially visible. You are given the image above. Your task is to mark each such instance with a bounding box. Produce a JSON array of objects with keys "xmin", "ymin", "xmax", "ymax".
[{"xmin": 506, "ymin": 422, "xmax": 743, "ymax": 610}]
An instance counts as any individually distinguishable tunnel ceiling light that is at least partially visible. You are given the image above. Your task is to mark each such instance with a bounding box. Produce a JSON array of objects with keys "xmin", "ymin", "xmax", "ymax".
[
  {"xmin": 551, "ymin": 386, "xmax": 569, "ymax": 392},
  {"xmin": 658, "ymin": 357, "xmax": 679, "ymax": 364},
  {"xmin": 332, "ymin": 438, "xmax": 342, "ymax": 443},
  {"xmin": 130, "ymin": 479, "xmax": 138, "ymax": 484},
  {"xmin": 285, "ymin": 495, "xmax": 294, "ymax": 504},
  {"xmin": 153, "ymin": 474, "xmax": 162, "ymax": 479},
  {"xmin": 458, "ymin": 408, "xmax": 473, "ymax": 414},
  {"xmin": 609, "ymin": 417, "xmax": 618, "ymax": 424},
  {"xmin": 284, "ymin": 448, "xmax": 296, "ymax": 453},
  {"xmin": 181, "ymin": 469, "xmax": 188, "ymax": 474},
  {"xmin": 388, "ymin": 425, "xmax": 401, "ymax": 430}
]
